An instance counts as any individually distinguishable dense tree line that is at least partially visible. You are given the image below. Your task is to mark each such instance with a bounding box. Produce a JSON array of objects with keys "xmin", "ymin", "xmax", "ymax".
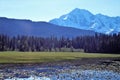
[{"xmin": 0, "ymin": 33, "xmax": 120, "ymax": 53}]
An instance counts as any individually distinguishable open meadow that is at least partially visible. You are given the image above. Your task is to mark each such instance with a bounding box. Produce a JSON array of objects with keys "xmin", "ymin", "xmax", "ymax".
[{"xmin": 0, "ymin": 52, "xmax": 120, "ymax": 63}]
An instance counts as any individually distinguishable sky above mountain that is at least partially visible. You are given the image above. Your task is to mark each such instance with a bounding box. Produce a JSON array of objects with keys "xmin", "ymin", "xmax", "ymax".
[{"xmin": 0, "ymin": 0, "xmax": 120, "ymax": 21}]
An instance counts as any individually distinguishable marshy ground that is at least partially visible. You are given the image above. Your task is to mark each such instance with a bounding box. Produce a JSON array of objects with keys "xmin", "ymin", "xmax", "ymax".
[{"xmin": 0, "ymin": 52, "xmax": 120, "ymax": 80}]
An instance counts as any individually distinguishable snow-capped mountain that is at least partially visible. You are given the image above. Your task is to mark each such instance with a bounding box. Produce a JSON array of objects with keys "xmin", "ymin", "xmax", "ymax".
[{"xmin": 49, "ymin": 8, "xmax": 120, "ymax": 34}]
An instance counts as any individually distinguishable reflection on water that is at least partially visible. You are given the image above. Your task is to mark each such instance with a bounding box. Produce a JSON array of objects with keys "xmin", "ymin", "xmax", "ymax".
[{"xmin": 5, "ymin": 70, "xmax": 120, "ymax": 80}]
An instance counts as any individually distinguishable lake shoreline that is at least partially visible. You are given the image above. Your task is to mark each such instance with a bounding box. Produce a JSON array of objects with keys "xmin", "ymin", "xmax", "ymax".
[
  {"xmin": 0, "ymin": 57, "xmax": 120, "ymax": 71},
  {"xmin": 0, "ymin": 57, "xmax": 120, "ymax": 79}
]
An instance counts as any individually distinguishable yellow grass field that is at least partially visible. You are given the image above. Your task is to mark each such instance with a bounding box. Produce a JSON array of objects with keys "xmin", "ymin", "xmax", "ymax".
[{"xmin": 0, "ymin": 52, "xmax": 120, "ymax": 63}]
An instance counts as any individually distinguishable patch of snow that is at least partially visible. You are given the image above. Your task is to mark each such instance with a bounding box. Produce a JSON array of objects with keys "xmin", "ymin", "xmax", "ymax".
[
  {"xmin": 91, "ymin": 23, "xmax": 98, "ymax": 28},
  {"xmin": 63, "ymin": 15, "xmax": 68, "ymax": 20},
  {"xmin": 106, "ymin": 29, "xmax": 114, "ymax": 34}
]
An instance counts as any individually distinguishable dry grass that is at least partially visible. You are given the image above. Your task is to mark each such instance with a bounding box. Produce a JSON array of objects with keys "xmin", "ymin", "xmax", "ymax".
[{"xmin": 0, "ymin": 51, "xmax": 119, "ymax": 63}]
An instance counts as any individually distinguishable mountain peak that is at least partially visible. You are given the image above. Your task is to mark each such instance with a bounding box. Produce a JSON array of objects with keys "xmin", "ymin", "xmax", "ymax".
[
  {"xmin": 49, "ymin": 8, "xmax": 120, "ymax": 34},
  {"xmin": 71, "ymin": 8, "xmax": 81, "ymax": 13},
  {"xmin": 70, "ymin": 8, "xmax": 93, "ymax": 16},
  {"xmin": 71, "ymin": 8, "xmax": 89, "ymax": 13}
]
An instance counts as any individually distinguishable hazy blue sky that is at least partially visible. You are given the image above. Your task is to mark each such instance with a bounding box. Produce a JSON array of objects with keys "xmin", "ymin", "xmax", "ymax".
[{"xmin": 0, "ymin": 0, "xmax": 120, "ymax": 21}]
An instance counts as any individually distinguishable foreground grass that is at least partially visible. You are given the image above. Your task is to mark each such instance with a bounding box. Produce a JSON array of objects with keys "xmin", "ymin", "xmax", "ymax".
[{"xmin": 0, "ymin": 52, "xmax": 120, "ymax": 63}]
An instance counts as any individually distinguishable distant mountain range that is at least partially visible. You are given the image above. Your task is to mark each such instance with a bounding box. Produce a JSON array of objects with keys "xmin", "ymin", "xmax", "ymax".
[
  {"xmin": 0, "ymin": 17, "xmax": 95, "ymax": 38},
  {"xmin": 50, "ymin": 8, "xmax": 120, "ymax": 34},
  {"xmin": 1, "ymin": 8, "xmax": 119, "ymax": 37}
]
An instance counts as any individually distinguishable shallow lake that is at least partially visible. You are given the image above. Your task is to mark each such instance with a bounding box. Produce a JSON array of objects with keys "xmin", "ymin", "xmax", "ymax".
[{"xmin": 5, "ymin": 69, "xmax": 120, "ymax": 80}]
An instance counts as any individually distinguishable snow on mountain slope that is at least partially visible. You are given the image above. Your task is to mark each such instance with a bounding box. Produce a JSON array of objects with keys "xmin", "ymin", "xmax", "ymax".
[{"xmin": 49, "ymin": 8, "xmax": 120, "ymax": 34}]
